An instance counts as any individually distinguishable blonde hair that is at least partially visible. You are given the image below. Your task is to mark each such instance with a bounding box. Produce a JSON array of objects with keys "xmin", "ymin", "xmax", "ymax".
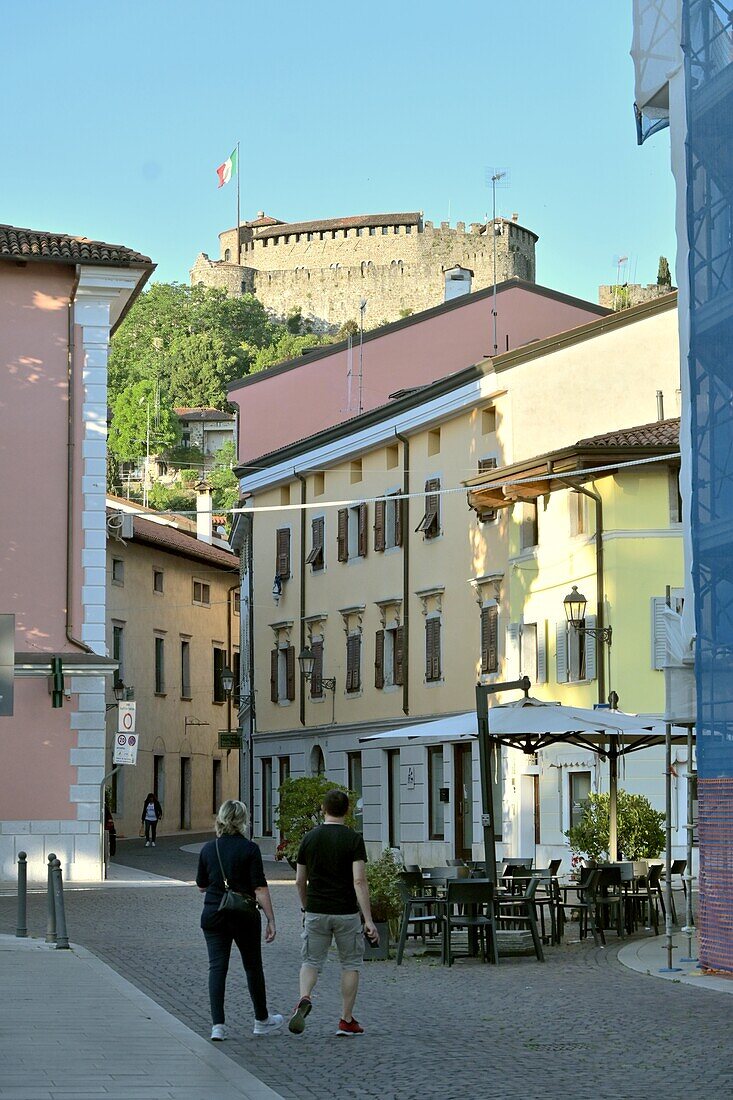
[{"xmin": 215, "ymin": 799, "xmax": 249, "ymax": 837}]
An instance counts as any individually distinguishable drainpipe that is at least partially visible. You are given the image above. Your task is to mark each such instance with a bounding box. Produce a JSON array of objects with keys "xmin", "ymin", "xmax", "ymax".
[
  {"xmin": 394, "ymin": 431, "xmax": 410, "ymax": 716},
  {"xmin": 242, "ymin": 512, "xmax": 255, "ymax": 822},
  {"xmin": 226, "ymin": 583, "xmax": 239, "ymax": 740},
  {"xmin": 66, "ymin": 271, "xmax": 92, "ymax": 654},
  {"xmin": 294, "ymin": 472, "xmax": 307, "ymax": 727}
]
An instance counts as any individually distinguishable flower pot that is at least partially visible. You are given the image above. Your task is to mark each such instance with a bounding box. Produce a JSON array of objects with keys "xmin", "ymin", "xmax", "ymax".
[{"xmin": 363, "ymin": 922, "xmax": 390, "ymax": 961}]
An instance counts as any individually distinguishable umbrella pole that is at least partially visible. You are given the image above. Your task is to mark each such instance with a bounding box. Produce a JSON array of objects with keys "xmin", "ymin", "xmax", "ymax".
[
  {"xmin": 660, "ymin": 721, "xmax": 681, "ymax": 972},
  {"xmin": 608, "ymin": 737, "xmax": 618, "ymax": 862},
  {"xmin": 476, "ymin": 683, "xmax": 499, "ymax": 886}
]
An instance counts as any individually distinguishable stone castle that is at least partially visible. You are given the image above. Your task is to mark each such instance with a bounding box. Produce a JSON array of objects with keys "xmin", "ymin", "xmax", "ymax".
[{"xmin": 190, "ymin": 210, "xmax": 538, "ymax": 331}]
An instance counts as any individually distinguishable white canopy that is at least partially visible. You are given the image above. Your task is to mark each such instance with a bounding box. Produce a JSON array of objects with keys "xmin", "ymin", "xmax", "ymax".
[{"xmin": 359, "ymin": 712, "xmax": 476, "ymax": 744}]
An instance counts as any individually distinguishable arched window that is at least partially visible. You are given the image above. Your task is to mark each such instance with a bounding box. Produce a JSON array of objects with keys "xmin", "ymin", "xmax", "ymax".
[
  {"xmin": 224, "ymin": 248, "xmax": 231, "ymax": 262},
  {"xmin": 310, "ymin": 746, "xmax": 326, "ymax": 776}
]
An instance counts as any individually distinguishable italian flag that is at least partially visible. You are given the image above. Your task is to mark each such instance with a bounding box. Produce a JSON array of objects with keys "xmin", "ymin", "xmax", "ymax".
[{"xmin": 216, "ymin": 148, "xmax": 238, "ymax": 188}]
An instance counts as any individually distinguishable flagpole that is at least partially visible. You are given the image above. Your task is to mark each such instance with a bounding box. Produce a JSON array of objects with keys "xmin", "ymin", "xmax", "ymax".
[{"xmin": 236, "ymin": 140, "xmax": 241, "ymax": 261}]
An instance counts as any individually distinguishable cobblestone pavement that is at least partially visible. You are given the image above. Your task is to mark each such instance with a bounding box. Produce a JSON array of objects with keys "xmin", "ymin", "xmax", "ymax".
[{"xmin": 2, "ymin": 838, "xmax": 731, "ymax": 1100}]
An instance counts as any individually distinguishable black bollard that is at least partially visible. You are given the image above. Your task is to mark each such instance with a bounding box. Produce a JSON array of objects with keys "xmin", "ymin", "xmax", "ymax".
[
  {"xmin": 46, "ymin": 853, "xmax": 57, "ymax": 943},
  {"xmin": 16, "ymin": 852, "xmax": 28, "ymax": 938},
  {"xmin": 51, "ymin": 859, "xmax": 70, "ymax": 950}
]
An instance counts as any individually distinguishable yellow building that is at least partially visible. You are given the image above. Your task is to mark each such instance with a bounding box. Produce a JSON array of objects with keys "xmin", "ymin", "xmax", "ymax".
[
  {"xmin": 105, "ymin": 501, "xmax": 240, "ymax": 839},
  {"xmin": 235, "ymin": 293, "xmax": 684, "ymax": 865}
]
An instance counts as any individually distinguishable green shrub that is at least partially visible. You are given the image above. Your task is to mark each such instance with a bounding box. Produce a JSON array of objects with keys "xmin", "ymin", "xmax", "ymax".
[
  {"xmin": 274, "ymin": 775, "xmax": 356, "ymax": 862},
  {"xmin": 179, "ymin": 469, "xmax": 199, "ymax": 486},
  {"xmin": 366, "ymin": 849, "xmax": 403, "ymax": 925},
  {"xmin": 566, "ymin": 789, "xmax": 665, "ymax": 861}
]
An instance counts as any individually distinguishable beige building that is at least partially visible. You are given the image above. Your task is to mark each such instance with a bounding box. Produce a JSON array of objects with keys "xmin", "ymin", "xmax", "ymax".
[
  {"xmin": 105, "ymin": 501, "xmax": 240, "ymax": 838},
  {"xmin": 234, "ymin": 293, "xmax": 681, "ymax": 864}
]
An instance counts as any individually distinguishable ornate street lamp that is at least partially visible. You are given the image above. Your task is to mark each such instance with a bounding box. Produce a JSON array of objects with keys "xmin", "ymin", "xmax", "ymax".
[
  {"xmin": 221, "ymin": 666, "xmax": 235, "ymax": 697},
  {"xmin": 563, "ymin": 585, "xmax": 612, "ymax": 645},
  {"xmin": 298, "ymin": 646, "xmax": 336, "ymax": 694}
]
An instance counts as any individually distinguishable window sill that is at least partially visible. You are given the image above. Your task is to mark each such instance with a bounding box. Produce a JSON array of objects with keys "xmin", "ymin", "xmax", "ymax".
[
  {"xmin": 181, "ymin": 695, "xmax": 193, "ymax": 702},
  {"xmin": 345, "ymin": 690, "xmax": 363, "ymax": 699},
  {"xmin": 424, "ymin": 678, "xmax": 444, "ymax": 687},
  {"xmin": 212, "ymin": 700, "xmax": 226, "ymax": 706},
  {"xmin": 154, "ymin": 692, "xmax": 167, "ymax": 698}
]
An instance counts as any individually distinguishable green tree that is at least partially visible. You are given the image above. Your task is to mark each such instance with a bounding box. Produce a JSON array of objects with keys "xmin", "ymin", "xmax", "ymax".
[
  {"xmin": 566, "ymin": 789, "xmax": 665, "ymax": 861},
  {"xmin": 148, "ymin": 482, "xmax": 195, "ymax": 514},
  {"xmin": 168, "ymin": 331, "xmax": 238, "ymax": 408},
  {"xmin": 657, "ymin": 255, "xmax": 672, "ymax": 287},
  {"xmin": 108, "ymin": 380, "xmax": 180, "ymax": 463},
  {"xmin": 274, "ymin": 776, "xmax": 357, "ymax": 862},
  {"xmin": 250, "ymin": 330, "xmax": 329, "ymax": 373},
  {"xmin": 208, "ymin": 441, "xmax": 239, "ymax": 514}
]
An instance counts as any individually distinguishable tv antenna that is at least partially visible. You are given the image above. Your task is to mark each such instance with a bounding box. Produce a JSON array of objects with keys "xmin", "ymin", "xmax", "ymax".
[
  {"xmin": 485, "ymin": 168, "xmax": 510, "ymax": 355},
  {"xmin": 358, "ymin": 299, "xmax": 367, "ymax": 414}
]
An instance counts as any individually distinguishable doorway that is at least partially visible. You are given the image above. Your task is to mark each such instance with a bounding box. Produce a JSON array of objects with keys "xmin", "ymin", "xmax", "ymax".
[
  {"xmin": 180, "ymin": 757, "xmax": 191, "ymax": 830},
  {"xmin": 519, "ymin": 774, "xmax": 539, "ymax": 859},
  {"xmin": 454, "ymin": 744, "xmax": 473, "ymax": 860}
]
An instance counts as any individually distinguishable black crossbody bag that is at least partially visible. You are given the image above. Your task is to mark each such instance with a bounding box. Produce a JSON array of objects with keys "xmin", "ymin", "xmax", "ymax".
[{"xmin": 215, "ymin": 838, "xmax": 258, "ymax": 916}]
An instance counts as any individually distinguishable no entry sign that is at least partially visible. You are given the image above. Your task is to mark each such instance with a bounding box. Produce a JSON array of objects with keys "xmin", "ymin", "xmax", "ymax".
[{"xmin": 117, "ymin": 701, "xmax": 136, "ymax": 734}]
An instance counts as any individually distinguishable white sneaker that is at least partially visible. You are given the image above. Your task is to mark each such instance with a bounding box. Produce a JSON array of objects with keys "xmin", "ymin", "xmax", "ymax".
[
  {"xmin": 151, "ymin": 842, "xmax": 156, "ymax": 847},
  {"xmin": 145, "ymin": 841, "xmax": 150, "ymax": 847},
  {"xmin": 253, "ymin": 1013, "xmax": 283, "ymax": 1036},
  {"xmin": 210, "ymin": 1024, "xmax": 228, "ymax": 1041}
]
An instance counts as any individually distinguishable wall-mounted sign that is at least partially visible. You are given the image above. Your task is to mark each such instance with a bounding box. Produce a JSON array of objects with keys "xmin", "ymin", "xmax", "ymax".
[
  {"xmin": 219, "ymin": 731, "xmax": 242, "ymax": 750},
  {"xmin": 113, "ymin": 732, "xmax": 139, "ymax": 765},
  {"xmin": 117, "ymin": 702, "xmax": 136, "ymax": 734}
]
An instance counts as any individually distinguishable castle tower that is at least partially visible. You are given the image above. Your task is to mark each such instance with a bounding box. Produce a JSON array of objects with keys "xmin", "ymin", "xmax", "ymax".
[{"xmin": 190, "ymin": 210, "xmax": 538, "ymax": 332}]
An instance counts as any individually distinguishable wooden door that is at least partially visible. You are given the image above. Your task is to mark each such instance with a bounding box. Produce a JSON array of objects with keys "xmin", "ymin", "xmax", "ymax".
[{"xmin": 454, "ymin": 744, "xmax": 473, "ymax": 860}]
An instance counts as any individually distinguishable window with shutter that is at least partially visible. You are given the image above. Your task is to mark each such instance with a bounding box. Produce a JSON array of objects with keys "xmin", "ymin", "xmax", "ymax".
[
  {"xmin": 337, "ymin": 508, "xmax": 348, "ymax": 562},
  {"xmin": 393, "ymin": 493, "xmax": 403, "ymax": 547},
  {"xmin": 276, "ymin": 528, "xmax": 291, "ymax": 579},
  {"xmin": 357, "ymin": 503, "xmax": 368, "ymax": 557},
  {"xmin": 416, "ymin": 478, "xmax": 441, "ymax": 539},
  {"xmin": 668, "ymin": 468, "xmax": 683, "ymax": 524},
  {"xmin": 477, "ymin": 458, "xmax": 498, "ymax": 522},
  {"xmin": 481, "ymin": 604, "xmax": 498, "ymax": 673},
  {"xmin": 425, "ymin": 617, "xmax": 442, "ymax": 681},
  {"xmin": 394, "ymin": 626, "xmax": 404, "ymax": 686},
  {"xmin": 374, "ymin": 629, "xmax": 385, "ymax": 688},
  {"xmin": 374, "ymin": 499, "xmax": 386, "ymax": 552},
  {"xmin": 270, "ymin": 649, "xmax": 279, "ymax": 702},
  {"xmin": 555, "ymin": 622, "xmax": 568, "ymax": 683},
  {"xmin": 346, "ymin": 634, "xmax": 362, "ymax": 693},
  {"xmin": 569, "ymin": 492, "xmax": 586, "ymax": 537},
  {"xmin": 285, "ymin": 645, "xmax": 296, "ymax": 701},
  {"xmin": 306, "ymin": 516, "xmax": 325, "ymax": 570},
  {"xmin": 519, "ymin": 502, "xmax": 538, "ymax": 550},
  {"xmin": 310, "ymin": 639, "xmax": 323, "ymax": 698}
]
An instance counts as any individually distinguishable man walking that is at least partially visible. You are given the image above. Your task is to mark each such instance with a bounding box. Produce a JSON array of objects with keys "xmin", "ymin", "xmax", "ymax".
[{"xmin": 288, "ymin": 789, "xmax": 378, "ymax": 1037}]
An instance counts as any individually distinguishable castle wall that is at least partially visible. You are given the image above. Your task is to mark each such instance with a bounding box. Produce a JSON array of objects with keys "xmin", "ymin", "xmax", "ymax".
[
  {"xmin": 598, "ymin": 283, "xmax": 673, "ymax": 310},
  {"xmin": 191, "ymin": 217, "xmax": 537, "ymax": 330}
]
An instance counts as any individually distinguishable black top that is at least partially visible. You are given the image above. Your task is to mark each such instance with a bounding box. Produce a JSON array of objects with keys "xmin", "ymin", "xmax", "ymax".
[
  {"xmin": 196, "ymin": 835, "xmax": 267, "ymax": 914},
  {"xmin": 297, "ymin": 824, "xmax": 367, "ymax": 915},
  {"xmin": 141, "ymin": 798, "xmax": 162, "ymax": 822}
]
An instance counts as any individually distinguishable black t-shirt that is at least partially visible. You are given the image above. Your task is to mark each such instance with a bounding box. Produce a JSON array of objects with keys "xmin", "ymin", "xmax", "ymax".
[
  {"xmin": 297, "ymin": 824, "xmax": 367, "ymax": 915},
  {"xmin": 196, "ymin": 834, "xmax": 267, "ymax": 915}
]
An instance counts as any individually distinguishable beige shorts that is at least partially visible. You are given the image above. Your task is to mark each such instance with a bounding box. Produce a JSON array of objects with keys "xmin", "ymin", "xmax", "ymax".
[{"xmin": 301, "ymin": 912, "xmax": 363, "ymax": 972}]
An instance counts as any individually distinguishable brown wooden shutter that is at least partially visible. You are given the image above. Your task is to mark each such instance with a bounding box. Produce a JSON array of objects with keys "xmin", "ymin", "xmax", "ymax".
[
  {"xmin": 426, "ymin": 618, "xmax": 441, "ymax": 680},
  {"xmin": 374, "ymin": 499, "xmax": 386, "ymax": 552},
  {"xmin": 394, "ymin": 495, "xmax": 403, "ymax": 547},
  {"xmin": 374, "ymin": 629, "xmax": 385, "ymax": 689},
  {"xmin": 285, "ymin": 645, "xmax": 296, "ymax": 701},
  {"xmin": 276, "ymin": 528, "xmax": 291, "ymax": 578},
  {"xmin": 306, "ymin": 517, "xmax": 324, "ymax": 568},
  {"xmin": 310, "ymin": 639, "xmax": 323, "ymax": 698},
  {"xmin": 394, "ymin": 626, "xmax": 404, "ymax": 686},
  {"xmin": 346, "ymin": 634, "xmax": 361, "ymax": 693},
  {"xmin": 416, "ymin": 478, "xmax": 440, "ymax": 538},
  {"xmin": 481, "ymin": 605, "xmax": 498, "ymax": 673},
  {"xmin": 270, "ymin": 649, "xmax": 279, "ymax": 703},
  {"xmin": 337, "ymin": 508, "xmax": 348, "ymax": 561},
  {"xmin": 477, "ymin": 459, "xmax": 497, "ymax": 522},
  {"xmin": 358, "ymin": 502, "xmax": 368, "ymax": 557}
]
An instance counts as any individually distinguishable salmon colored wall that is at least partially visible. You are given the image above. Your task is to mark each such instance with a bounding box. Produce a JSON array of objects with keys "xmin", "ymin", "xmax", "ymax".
[
  {"xmin": 0, "ymin": 264, "xmax": 75, "ymax": 652},
  {"xmin": 230, "ymin": 286, "xmax": 606, "ymax": 462},
  {"xmin": 0, "ymin": 681, "xmax": 77, "ymax": 818}
]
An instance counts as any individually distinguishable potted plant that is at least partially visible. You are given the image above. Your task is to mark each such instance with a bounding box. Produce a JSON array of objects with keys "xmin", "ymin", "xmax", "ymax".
[
  {"xmin": 274, "ymin": 775, "xmax": 357, "ymax": 867},
  {"xmin": 364, "ymin": 849, "xmax": 403, "ymax": 960},
  {"xmin": 566, "ymin": 789, "xmax": 665, "ymax": 862}
]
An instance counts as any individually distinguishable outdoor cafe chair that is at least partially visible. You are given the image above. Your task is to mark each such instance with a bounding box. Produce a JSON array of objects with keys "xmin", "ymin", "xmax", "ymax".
[
  {"xmin": 396, "ymin": 871, "xmax": 445, "ymax": 964},
  {"xmin": 633, "ymin": 863, "xmax": 665, "ymax": 933},
  {"xmin": 667, "ymin": 859, "xmax": 687, "ymax": 923},
  {"xmin": 442, "ymin": 880, "xmax": 498, "ymax": 966},
  {"xmin": 592, "ymin": 866, "xmax": 626, "ymax": 943},
  {"xmin": 495, "ymin": 874, "xmax": 545, "ymax": 961},
  {"xmin": 556, "ymin": 868, "xmax": 602, "ymax": 946}
]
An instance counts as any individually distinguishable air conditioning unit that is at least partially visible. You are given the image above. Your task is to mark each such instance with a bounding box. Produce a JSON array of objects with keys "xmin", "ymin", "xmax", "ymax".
[{"xmin": 120, "ymin": 513, "xmax": 134, "ymax": 539}]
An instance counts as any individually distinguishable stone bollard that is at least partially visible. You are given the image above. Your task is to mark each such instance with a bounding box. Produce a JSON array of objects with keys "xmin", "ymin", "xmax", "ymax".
[
  {"xmin": 46, "ymin": 853, "xmax": 57, "ymax": 943},
  {"xmin": 16, "ymin": 852, "xmax": 28, "ymax": 938},
  {"xmin": 51, "ymin": 859, "xmax": 70, "ymax": 950}
]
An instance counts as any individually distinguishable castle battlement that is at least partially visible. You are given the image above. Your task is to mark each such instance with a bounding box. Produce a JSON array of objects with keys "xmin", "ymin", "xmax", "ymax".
[{"xmin": 191, "ymin": 209, "xmax": 538, "ymax": 331}]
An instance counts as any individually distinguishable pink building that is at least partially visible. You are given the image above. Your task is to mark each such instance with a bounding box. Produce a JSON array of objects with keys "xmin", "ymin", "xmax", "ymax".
[
  {"xmin": 228, "ymin": 279, "xmax": 609, "ymax": 463},
  {"xmin": 0, "ymin": 225, "xmax": 153, "ymax": 883}
]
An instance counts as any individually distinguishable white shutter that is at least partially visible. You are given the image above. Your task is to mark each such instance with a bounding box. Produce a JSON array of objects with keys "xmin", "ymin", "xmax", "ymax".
[
  {"xmin": 651, "ymin": 596, "xmax": 667, "ymax": 670},
  {"xmin": 505, "ymin": 622, "xmax": 521, "ymax": 679},
  {"xmin": 584, "ymin": 614, "xmax": 597, "ymax": 681},
  {"xmin": 536, "ymin": 620, "xmax": 547, "ymax": 684},
  {"xmin": 555, "ymin": 622, "xmax": 568, "ymax": 683}
]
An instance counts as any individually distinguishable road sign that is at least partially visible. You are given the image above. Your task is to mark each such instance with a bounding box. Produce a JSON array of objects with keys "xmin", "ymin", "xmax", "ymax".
[
  {"xmin": 219, "ymin": 731, "xmax": 242, "ymax": 750},
  {"xmin": 113, "ymin": 732, "xmax": 139, "ymax": 766},
  {"xmin": 117, "ymin": 701, "xmax": 136, "ymax": 734}
]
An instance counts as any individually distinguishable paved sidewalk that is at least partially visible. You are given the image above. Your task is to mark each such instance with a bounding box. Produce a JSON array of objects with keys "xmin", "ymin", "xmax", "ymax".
[
  {"xmin": 0, "ymin": 935, "xmax": 283, "ymax": 1100},
  {"xmin": 618, "ymin": 931, "xmax": 733, "ymax": 994}
]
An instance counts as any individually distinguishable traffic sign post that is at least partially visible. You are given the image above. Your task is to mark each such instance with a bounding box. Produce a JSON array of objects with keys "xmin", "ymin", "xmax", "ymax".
[{"xmin": 113, "ymin": 732, "xmax": 139, "ymax": 766}]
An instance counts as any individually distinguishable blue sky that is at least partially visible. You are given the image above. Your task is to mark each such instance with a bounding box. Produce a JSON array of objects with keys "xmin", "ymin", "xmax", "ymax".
[{"xmin": 3, "ymin": 1, "xmax": 675, "ymax": 303}]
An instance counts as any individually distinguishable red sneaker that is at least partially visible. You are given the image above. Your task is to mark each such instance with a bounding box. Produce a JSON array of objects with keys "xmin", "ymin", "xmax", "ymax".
[{"xmin": 336, "ymin": 1017, "xmax": 364, "ymax": 1036}]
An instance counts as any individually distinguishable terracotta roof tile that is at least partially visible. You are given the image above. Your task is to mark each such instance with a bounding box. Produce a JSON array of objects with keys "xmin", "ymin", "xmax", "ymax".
[
  {"xmin": 174, "ymin": 407, "xmax": 235, "ymax": 421},
  {"xmin": 129, "ymin": 514, "xmax": 237, "ymax": 569},
  {"xmin": 255, "ymin": 212, "xmax": 422, "ymax": 240},
  {"xmin": 576, "ymin": 418, "xmax": 680, "ymax": 449},
  {"xmin": 0, "ymin": 224, "xmax": 153, "ymax": 267}
]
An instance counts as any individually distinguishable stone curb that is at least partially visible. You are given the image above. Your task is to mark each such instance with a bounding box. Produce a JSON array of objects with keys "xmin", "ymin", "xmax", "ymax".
[{"xmin": 617, "ymin": 934, "xmax": 733, "ymax": 996}]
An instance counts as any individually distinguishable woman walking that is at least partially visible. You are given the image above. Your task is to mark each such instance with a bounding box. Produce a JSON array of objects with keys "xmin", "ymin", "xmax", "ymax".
[
  {"xmin": 196, "ymin": 799, "xmax": 283, "ymax": 1039},
  {"xmin": 141, "ymin": 792, "xmax": 162, "ymax": 846}
]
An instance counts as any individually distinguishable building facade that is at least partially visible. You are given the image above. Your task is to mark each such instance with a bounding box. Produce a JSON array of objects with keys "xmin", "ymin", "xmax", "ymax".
[
  {"xmin": 0, "ymin": 225, "xmax": 152, "ymax": 883},
  {"xmin": 106, "ymin": 504, "xmax": 240, "ymax": 839},
  {"xmin": 234, "ymin": 293, "xmax": 682, "ymax": 866},
  {"xmin": 191, "ymin": 210, "xmax": 538, "ymax": 331}
]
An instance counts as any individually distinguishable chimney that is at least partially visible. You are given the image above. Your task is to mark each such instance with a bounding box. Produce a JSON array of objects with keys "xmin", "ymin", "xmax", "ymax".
[
  {"xmin": 196, "ymin": 481, "xmax": 213, "ymax": 544},
  {"xmin": 511, "ymin": 212, "xmax": 519, "ymax": 222},
  {"xmin": 257, "ymin": 211, "xmax": 265, "ymax": 218}
]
